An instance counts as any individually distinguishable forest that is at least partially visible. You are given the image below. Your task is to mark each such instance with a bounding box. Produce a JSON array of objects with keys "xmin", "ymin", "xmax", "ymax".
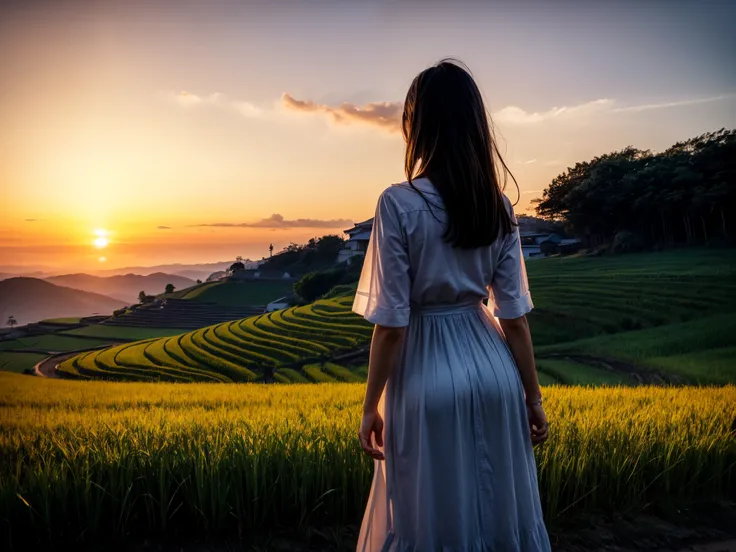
[{"xmin": 535, "ymin": 128, "xmax": 735, "ymax": 251}]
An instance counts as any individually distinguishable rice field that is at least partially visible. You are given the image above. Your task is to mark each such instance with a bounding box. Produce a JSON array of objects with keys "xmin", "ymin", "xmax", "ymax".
[
  {"xmin": 55, "ymin": 249, "xmax": 736, "ymax": 385},
  {"xmin": 57, "ymin": 295, "xmax": 373, "ymax": 383},
  {"xmin": 0, "ymin": 372, "xmax": 733, "ymax": 549}
]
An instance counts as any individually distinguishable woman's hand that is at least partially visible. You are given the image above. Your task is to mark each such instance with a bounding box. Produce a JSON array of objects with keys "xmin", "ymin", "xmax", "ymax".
[
  {"xmin": 359, "ymin": 409, "xmax": 385, "ymax": 461},
  {"xmin": 527, "ymin": 403, "xmax": 549, "ymax": 445}
]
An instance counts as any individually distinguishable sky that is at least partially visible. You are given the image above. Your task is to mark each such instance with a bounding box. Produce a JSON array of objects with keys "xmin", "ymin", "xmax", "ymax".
[{"xmin": 1, "ymin": 0, "xmax": 734, "ymax": 273}]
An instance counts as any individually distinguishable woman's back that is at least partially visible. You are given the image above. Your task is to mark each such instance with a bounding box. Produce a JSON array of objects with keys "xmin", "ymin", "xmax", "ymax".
[{"xmin": 353, "ymin": 177, "xmax": 533, "ymax": 327}]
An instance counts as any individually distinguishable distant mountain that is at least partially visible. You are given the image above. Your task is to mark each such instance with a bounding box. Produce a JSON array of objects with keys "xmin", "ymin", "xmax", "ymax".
[
  {"xmin": 46, "ymin": 272, "xmax": 196, "ymax": 303},
  {"xmin": 94, "ymin": 261, "xmax": 257, "ymax": 281},
  {"xmin": 0, "ymin": 278, "xmax": 126, "ymax": 327}
]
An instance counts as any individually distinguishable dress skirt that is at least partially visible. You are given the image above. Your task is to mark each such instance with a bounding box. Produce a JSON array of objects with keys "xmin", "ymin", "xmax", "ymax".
[{"xmin": 356, "ymin": 303, "xmax": 551, "ymax": 551}]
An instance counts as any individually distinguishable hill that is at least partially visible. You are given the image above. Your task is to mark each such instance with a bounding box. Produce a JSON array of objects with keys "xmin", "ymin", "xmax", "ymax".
[
  {"xmin": 0, "ymin": 278, "xmax": 126, "ymax": 327},
  {"xmin": 94, "ymin": 260, "xmax": 256, "ymax": 281},
  {"xmin": 57, "ymin": 249, "xmax": 736, "ymax": 385},
  {"xmin": 47, "ymin": 272, "xmax": 196, "ymax": 303},
  {"xmin": 178, "ymin": 279, "xmax": 294, "ymax": 306}
]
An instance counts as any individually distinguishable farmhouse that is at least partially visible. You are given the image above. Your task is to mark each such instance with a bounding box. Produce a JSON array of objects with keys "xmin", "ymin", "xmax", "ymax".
[{"xmin": 338, "ymin": 219, "xmax": 373, "ymax": 264}]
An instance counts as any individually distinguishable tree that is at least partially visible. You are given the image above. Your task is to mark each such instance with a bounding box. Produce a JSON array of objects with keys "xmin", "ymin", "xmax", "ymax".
[
  {"xmin": 229, "ymin": 262, "xmax": 245, "ymax": 273},
  {"xmin": 7, "ymin": 316, "xmax": 17, "ymax": 328},
  {"xmin": 138, "ymin": 290, "xmax": 147, "ymax": 304},
  {"xmin": 535, "ymin": 129, "xmax": 736, "ymax": 249},
  {"xmin": 165, "ymin": 283, "xmax": 176, "ymax": 294},
  {"xmin": 196, "ymin": 279, "xmax": 202, "ymax": 284},
  {"xmin": 269, "ymin": 243, "xmax": 274, "ymax": 257}
]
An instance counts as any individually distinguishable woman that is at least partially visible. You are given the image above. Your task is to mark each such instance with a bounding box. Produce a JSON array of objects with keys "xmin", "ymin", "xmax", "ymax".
[{"xmin": 353, "ymin": 59, "xmax": 551, "ymax": 551}]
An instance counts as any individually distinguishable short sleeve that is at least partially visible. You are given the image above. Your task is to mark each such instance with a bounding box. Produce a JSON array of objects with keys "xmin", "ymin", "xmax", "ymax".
[
  {"xmin": 489, "ymin": 203, "xmax": 534, "ymax": 319},
  {"xmin": 352, "ymin": 190, "xmax": 411, "ymax": 327}
]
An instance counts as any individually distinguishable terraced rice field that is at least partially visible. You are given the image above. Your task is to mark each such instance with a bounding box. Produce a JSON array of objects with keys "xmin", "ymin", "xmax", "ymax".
[
  {"xmin": 58, "ymin": 250, "xmax": 736, "ymax": 385},
  {"xmin": 58, "ymin": 295, "xmax": 372, "ymax": 382}
]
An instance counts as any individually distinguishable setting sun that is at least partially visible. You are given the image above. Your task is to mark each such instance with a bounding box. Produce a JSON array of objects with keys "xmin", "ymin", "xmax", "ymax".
[
  {"xmin": 93, "ymin": 229, "xmax": 109, "ymax": 249},
  {"xmin": 93, "ymin": 237, "xmax": 109, "ymax": 249}
]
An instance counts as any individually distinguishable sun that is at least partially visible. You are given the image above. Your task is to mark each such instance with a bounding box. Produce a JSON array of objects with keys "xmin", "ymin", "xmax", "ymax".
[
  {"xmin": 93, "ymin": 236, "xmax": 109, "ymax": 249},
  {"xmin": 93, "ymin": 228, "xmax": 109, "ymax": 249}
]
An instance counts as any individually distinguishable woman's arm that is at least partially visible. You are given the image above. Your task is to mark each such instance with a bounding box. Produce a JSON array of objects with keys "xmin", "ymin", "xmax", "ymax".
[
  {"xmin": 498, "ymin": 315, "xmax": 541, "ymax": 401},
  {"xmin": 359, "ymin": 324, "xmax": 406, "ymax": 460},
  {"xmin": 499, "ymin": 315, "xmax": 548, "ymax": 444}
]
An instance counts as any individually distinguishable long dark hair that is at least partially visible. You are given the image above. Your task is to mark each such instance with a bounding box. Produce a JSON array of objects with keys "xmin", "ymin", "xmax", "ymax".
[{"xmin": 402, "ymin": 59, "xmax": 519, "ymax": 248}]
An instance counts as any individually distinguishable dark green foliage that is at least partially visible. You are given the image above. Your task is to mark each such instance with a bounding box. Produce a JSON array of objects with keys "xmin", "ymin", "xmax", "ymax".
[
  {"xmin": 259, "ymin": 234, "xmax": 347, "ymax": 276},
  {"xmin": 294, "ymin": 269, "xmax": 347, "ymax": 302},
  {"xmin": 536, "ymin": 129, "xmax": 736, "ymax": 249},
  {"xmin": 294, "ymin": 263, "xmax": 362, "ymax": 302}
]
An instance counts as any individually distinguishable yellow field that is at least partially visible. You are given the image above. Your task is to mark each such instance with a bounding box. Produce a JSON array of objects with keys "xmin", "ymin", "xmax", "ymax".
[{"xmin": 1, "ymin": 372, "xmax": 734, "ymax": 547}]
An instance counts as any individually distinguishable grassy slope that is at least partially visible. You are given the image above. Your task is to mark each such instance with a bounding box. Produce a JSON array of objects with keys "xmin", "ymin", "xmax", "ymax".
[
  {"xmin": 0, "ymin": 352, "xmax": 48, "ymax": 373},
  {"xmin": 0, "ymin": 335, "xmax": 113, "ymax": 352},
  {"xmin": 181, "ymin": 280, "xmax": 294, "ymax": 306},
  {"xmin": 61, "ymin": 326, "xmax": 184, "ymax": 340},
  {"xmin": 45, "ymin": 249, "xmax": 736, "ymax": 385}
]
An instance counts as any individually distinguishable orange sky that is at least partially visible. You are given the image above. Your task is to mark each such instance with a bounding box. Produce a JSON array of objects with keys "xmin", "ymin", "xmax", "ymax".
[{"xmin": 1, "ymin": 2, "xmax": 734, "ymax": 273}]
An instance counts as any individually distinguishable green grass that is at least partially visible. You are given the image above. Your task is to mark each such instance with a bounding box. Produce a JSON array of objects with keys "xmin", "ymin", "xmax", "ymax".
[
  {"xmin": 0, "ymin": 352, "xmax": 48, "ymax": 373},
  {"xmin": 61, "ymin": 326, "xmax": 184, "ymax": 340},
  {"xmin": 322, "ymin": 362, "xmax": 364, "ymax": 382},
  {"xmin": 277, "ymin": 368, "xmax": 310, "ymax": 383},
  {"xmin": 536, "ymin": 370, "xmax": 558, "ymax": 386},
  {"xmin": 0, "ymin": 334, "xmax": 112, "ymax": 353},
  {"xmin": 537, "ymin": 313, "xmax": 736, "ymax": 384},
  {"xmin": 536, "ymin": 358, "xmax": 631, "ymax": 386},
  {"xmin": 40, "ymin": 317, "xmax": 82, "ymax": 325},
  {"xmin": 182, "ymin": 280, "xmax": 294, "ymax": 306},
  {"xmin": 0, "ymin": 373, "xmax": 733, "ymax": 549},
  {"xmin": 303, "ymin": 363, "xmax": 338, "ymax": 383}
]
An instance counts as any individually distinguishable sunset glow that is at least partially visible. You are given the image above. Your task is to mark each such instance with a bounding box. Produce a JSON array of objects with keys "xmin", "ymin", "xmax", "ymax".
[{"xmin": 0, "ymin": 2, "xmax": 733, "ymax": 273}]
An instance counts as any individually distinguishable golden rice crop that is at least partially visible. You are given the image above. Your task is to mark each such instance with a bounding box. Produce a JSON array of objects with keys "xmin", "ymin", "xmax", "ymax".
[{"xmin": 0, "ymin": 372, "xmax": 734, "ymax": 548}]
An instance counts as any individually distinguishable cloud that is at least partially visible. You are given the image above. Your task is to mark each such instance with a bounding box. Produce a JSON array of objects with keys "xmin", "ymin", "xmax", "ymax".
[
  {"xmin": 24, "ymin": 218, "xmax": 41, "ymax": 222},
  {"xmin": 157, "ymin": 226, "xmax": 172, "ymax": 230},
  {"xmin": 282, "ymin": 93, "xmax": 403, "ymax": 132},
  {"xmin": 193, "ymin": 214, "xmax": 353, "ymax": 229},
  {"xmin": 169, "ymin": 91, "xmax": 263, "ymax": 119},
  {"xmin": 523, "ymin": 159, "xmax": 537, "ymax": 165},
  {"xmin": 521, "ymin": 189, "xmax": 543, "ymax": 195},
  {"xmin": 173, "ymin": 91, "xmax": 224, "ymax": 107},
  {"xmin": 232, "ymin": 101, "xmax": 263, "ymax": 118},
  {"xmin": 612, "ymin": 93, "xmax": 736, "ymax": 113},
  {"xmin": 173, "ymin": 89, "xmax": 735, "ymax": 133},
  {"xmin": 492, "ymin": 99, "xmax": 615, "ymax": 125}
]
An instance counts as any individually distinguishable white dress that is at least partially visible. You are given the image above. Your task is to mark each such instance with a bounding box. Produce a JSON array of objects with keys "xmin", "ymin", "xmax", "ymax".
[{"xmin": 353, "ymin": 178, "xmax": 551, "ymax": 551}]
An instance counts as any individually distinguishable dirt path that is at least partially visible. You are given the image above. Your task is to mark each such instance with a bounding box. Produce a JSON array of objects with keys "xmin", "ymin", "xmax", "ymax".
[{"xmin": 538, "ymin": 351, "xmax": 686, "ymax": 384}]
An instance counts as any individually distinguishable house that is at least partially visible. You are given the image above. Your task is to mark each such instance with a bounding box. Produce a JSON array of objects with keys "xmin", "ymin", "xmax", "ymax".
[
  {"xmin": 337, "ymin": 221, "xmax": 575, "ymax": 261},
  {"xmin": 266, "ymin": 296, "xmax": 291, "ymax": 312},
  {"xmin": 539, "ymin": 236, "xmax": 582, "ymax": 256},
  {"xmin": 338, "ymin": 218, "xmax": 373, "ymax": 264},
  {"xmin": 520, "ymin": 233, "xmax": 560, "ymax": 259}
]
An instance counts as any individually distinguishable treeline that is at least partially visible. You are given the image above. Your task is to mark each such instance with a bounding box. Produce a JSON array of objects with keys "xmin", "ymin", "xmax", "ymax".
[
  {"xmin": 259, "ymin": 235, "xmax": 346, "ymax": 276},
  {"xmin": 535, "ymin": 128, "xmax": 735, "ymax": 250}
]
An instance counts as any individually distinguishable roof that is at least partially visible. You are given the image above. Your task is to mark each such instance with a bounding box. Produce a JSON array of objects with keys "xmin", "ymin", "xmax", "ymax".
[
  {"xmin": 267, "ymin": 296, "xmax": 289, "ymax": 304},
  {"xmin": 344, "ymin": 218, "xmax": 374, "ymax": 234}
]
